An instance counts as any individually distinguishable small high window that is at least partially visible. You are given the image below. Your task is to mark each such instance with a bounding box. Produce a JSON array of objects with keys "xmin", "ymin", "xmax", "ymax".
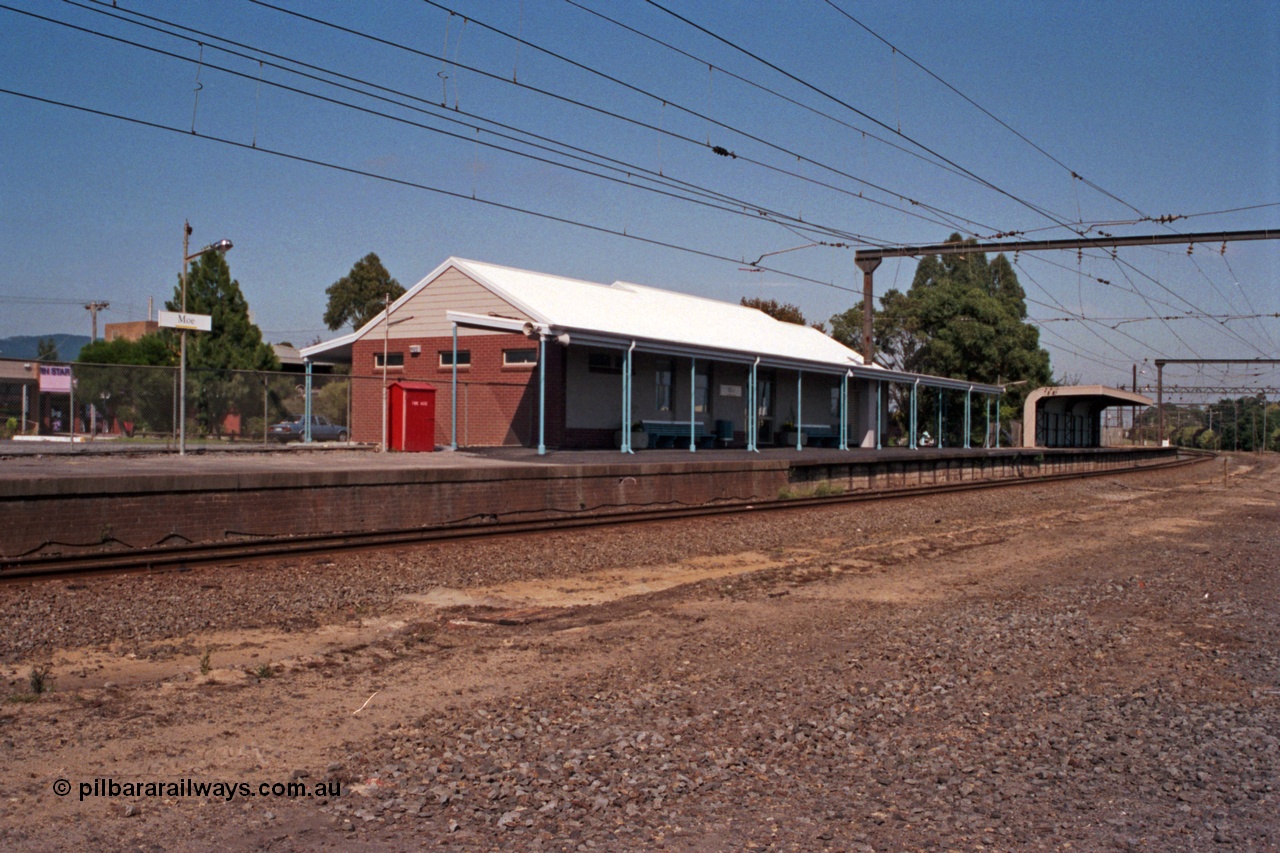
[
  {"xmin": 374, "ymin": 352, "xmax": 404, "ymax": 369},
  {"xmin": 588, "ymin": 352, "xmax": 624, "ymax": 374},
  {"xmin": 503, "ymin": 348, "xmax": 538, "ymax": 366},
  {"xmin": 439, "ymin": 350, "xmax": 471, "ymax": 367}
]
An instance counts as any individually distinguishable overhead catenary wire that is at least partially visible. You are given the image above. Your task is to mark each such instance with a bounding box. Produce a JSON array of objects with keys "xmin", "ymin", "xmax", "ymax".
[
  {"xmin": 396, "ymin": 0, "xmax": 1008, "ymax": 239},
  {"xmin": 555, "ymin": 0, "xmax": 987, "ymax": 189},
  {"xmin": 223, "ymin": 0, "xmax": 1003, "ymax": 242},
  {"xmin": 0, "ymin": 87, "xmax": 864, "ymax": 295},
  {"xmin": 640, "ymin": 0, "xmax": 1088, "ymax": 236},
  {"xmin": 36, "ymin": 0, "xmax": 889, "ymax": 249}
]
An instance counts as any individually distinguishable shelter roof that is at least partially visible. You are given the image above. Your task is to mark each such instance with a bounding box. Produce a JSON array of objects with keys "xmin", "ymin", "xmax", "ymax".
[{"xmin": 1025, "ymin": 385, "xmax": 1152, "ymax": 409}]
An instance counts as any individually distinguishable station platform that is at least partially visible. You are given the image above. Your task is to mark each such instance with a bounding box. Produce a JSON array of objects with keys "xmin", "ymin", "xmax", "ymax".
[{"xmin": 0, "ymin": 442, "xmax": 1179, "ymax": 563}]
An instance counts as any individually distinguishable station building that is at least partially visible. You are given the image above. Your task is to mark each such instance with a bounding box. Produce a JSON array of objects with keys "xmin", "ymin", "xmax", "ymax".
[{"xmin": 302, "ymin": 258, "xmax": 1003, "ymax": 452}]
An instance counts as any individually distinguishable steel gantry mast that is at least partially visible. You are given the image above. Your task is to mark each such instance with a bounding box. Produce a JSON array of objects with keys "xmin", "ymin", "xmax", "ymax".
[{"xmin": 852, "ymin": 229, "xmax": 1280, "ymax": 363}]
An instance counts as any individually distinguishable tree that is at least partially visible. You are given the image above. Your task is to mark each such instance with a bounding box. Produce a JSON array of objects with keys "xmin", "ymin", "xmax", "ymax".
[
  {"xmin": 36, "ymin": 338, "xmax": 60, "ymax": 361},
  {"xmin": 324, "ymin": 253, "xmax": 404, "ymax": 331},
  {"xmin": 830, "ymin": 234, "xmax": 1052, "ymax": 436},
  {"xmin": 740, "ymin": 297, "xmax": 826, "ymax": 333},
  {"xmin": 168, "ymin": 252, "xmax": 277, "ymax": 372},
  {"xmin": 167, "ymin": 252, "xmax": 278, "ymax": 435},
  {"xmin": 77, "ymin": 334, "xmax": 175, "ymax": 366}
]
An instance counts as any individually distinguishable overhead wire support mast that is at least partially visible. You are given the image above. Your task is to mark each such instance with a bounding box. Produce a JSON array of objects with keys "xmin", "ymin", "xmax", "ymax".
[
  {"xmin": 851, "ymin": 229, "xmax": 1280, "ymax": 363},
  {"xmin": 1152, "ymin": 358, "xmax": 1280, "ymax": 441}
]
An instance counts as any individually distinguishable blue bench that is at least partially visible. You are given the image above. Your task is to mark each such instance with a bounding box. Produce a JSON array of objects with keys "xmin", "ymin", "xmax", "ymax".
[
  {"xmin": 642, "ymin": 419, "xmax": 713, "ymax": 449},
  {"xmin": 801, "ymin": 424, "xmax": 839, "ymax": 448}
]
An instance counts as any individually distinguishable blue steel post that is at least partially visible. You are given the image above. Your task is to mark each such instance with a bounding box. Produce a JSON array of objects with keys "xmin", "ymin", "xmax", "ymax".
[
  {"xmin": 796, "ymin": 370, "xmax": 803, "ymax": 451},
  {"xmin": 910, "ymin": 380, "xmax": 919, "ymax": 449},
  {"xmin": 303, "ymin": 360, "xmax": 313, "ymax": 443},
  {"xmin": 689, "ymin": 357, "xmax": 697, "ymax": 452},
  {"xmin": 964, "ymin": 388, "xmax": 972, "ymax": 448},
  {"xmin": 450, "ymin": 323, "xmax": 458, "ymax": 450},
  {"xmin": 839, "ymin": 372, "xmax": 848, "ymax": 450},
  {"xmin": 748, "ymin": 359, "xmax": 758, "ymax": 452},
  {"xmin": 621, "ymin": 344, "xmax": 633, "ymax": 454},
  {"xmin": 537, "ymin": 334, "xmax": 546, "ymax": 456},
  {"xmin": 876, "ymin": 380, "xmax": 882, "ymax": 450},
  {"xmin": 937, "ymin": 388, "xmax": 943, "ymax": 448}
]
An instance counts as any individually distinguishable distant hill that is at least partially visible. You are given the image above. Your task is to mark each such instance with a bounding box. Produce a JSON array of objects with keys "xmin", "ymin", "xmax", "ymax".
[{"xmin": 0, "ymin": 334, "xmax": 90, "ymax": 362}]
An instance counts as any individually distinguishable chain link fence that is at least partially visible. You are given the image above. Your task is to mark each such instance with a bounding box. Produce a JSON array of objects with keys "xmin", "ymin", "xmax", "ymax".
[{"xmin": 0, "ymin": 357, "xmax": 364, "ymax": 446}]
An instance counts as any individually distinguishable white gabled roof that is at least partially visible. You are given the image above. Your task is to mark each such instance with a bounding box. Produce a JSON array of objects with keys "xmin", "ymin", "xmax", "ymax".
[{"xmin": 304, "ymin": 257, "xmax": 863, "ymax": 372}]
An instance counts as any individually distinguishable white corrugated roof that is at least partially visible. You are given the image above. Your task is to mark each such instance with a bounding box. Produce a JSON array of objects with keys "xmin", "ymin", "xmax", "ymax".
[
  {"xmin": 303, "ymin": 257, "xmax": 864, "ymax": 371},
  {"xmin": 448, "ymin": 258, "xmax": 863, "ymax": 370}
]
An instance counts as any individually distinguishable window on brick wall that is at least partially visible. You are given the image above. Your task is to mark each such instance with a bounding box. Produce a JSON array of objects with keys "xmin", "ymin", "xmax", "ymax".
[
  {"xmin": 439, "ymin": 350, "xmax": 471, "ymax": 368},
  {"xmin": 374, "ymin": 352, "xmax": 404, "ymax": 369},
  {"xmin": 503, "ymin": 348, "xmax": 538, "ymax": 366}
]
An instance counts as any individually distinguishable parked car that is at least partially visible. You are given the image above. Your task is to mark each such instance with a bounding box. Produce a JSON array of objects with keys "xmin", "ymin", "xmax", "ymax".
[{"xmin": 268, "ymin": 414, "xmax": 349, "ymax": 443}]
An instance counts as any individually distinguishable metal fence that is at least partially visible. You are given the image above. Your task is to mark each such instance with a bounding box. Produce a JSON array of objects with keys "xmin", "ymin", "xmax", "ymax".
[{"xmin": 0, "ymin": 357, "xmax": 367, "ymax": 446}]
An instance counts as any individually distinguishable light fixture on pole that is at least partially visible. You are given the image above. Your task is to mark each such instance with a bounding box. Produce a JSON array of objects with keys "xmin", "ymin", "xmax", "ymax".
[
  {"xmin": 378, "ymin": 294, "xmax": 414, "ymax": 452},
  {"xmin": 179, "ymin": 221, "xmax": 233, "ymax": 456}
]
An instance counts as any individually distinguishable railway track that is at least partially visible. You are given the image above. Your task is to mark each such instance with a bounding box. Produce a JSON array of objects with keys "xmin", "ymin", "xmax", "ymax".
[{"xmin": 0, "ymin": 451, "xmax": 1210, "ymax": 581}]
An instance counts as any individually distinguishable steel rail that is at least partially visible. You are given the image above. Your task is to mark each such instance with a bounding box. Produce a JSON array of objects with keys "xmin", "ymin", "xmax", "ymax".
[{"xmin": 0, "ymin": 451, "xmax": 1208, "ymax": 582}]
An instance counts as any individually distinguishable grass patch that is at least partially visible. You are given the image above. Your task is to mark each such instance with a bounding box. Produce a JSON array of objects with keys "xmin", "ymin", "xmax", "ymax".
[
  {"xmin": 28, "ymin": 664, "xmax": 52, "ymax": 695},
  {"xmin": 778, "ymin": 481, "xmax": 846, "ymax": 500}
]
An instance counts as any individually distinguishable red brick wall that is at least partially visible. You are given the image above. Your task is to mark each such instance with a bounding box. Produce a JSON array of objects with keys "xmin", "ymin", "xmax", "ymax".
[{"xmin": 351, "ymin": 333, "xmax": 567, "ymax": 448}]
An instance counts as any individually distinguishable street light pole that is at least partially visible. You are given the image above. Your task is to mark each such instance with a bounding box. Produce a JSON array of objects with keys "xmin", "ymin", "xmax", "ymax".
[{"xmin": 179, "ymin": 221, "xmax": 233, "ymax": 456}]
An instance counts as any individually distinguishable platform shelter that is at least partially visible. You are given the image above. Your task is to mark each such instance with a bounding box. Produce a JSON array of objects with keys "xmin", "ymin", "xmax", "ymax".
[{"xmin": 1023, "ymin": 385, "xmax": 1152, "ymax": 448}]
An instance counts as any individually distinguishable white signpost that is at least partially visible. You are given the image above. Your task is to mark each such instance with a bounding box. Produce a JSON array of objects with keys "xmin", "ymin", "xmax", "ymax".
[{"xmin": 157, "ymin": 310, "xmax": 213, "ymax": 332}]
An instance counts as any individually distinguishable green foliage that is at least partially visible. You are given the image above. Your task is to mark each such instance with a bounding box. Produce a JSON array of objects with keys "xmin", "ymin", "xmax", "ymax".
[
  {"xmin": 36, "ymin": 338, "xmax": 59, "ymax": 361},
  {"xmin": 741, "ymin": 297, "xmax": 808, "ymax": 327},
  {"xmin": 314, "ymin": 379, "xmax": 351, "ymax": 425},
  {"xmin": 324, "ymin": 253, "xmax": 404, "ymax": 331},
  {"xmin": 1164, "ymin": 396, "xmax": 1275, "ymax": 450},
  {"xmin": 169, "ymin": 253, "xmax": 278, "ymax": 372},
  {"xmin": 77, "ymin": 334, "xmax": 175, "ymax": 366},
  {"xmin": 166, "ymin": 253, "xmax": 278, "ymax": 435},
  {"xmin": 831, "ymin": 235, "xmax": 1052, "ymax": 433},
  {"xmin": 28, "ymin": 664, "xmax": 52, "ymax": 695},
  {"xmin": 199, "ymin": 649, "xmax": 212, "ymax": 676}
]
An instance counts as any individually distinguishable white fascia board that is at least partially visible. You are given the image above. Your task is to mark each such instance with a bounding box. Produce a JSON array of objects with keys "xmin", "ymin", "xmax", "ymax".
[
  {"xmin": 301, "ymin": 329, "xmax": 360, "ymax": 361},
  {"xmin": 850, "ymin": 364, "xmax": 1003, "ymax": 394},
  {"xmin": 561, "ymin": 330, "xmax": 856, "ymax": 376},
  {"xmin": 445, "ymin": 310, "xmax": 538, "ymax": 334}
]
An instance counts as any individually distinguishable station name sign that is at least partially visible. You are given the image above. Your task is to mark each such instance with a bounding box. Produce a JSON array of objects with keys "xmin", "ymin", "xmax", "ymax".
[{"xmin": 157, "ymin": 310, "xmax": 213, "ymax": 332}]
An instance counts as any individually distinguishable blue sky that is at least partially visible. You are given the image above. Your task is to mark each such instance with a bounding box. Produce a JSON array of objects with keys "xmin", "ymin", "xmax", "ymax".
[{"xmin": 2, "ymin": 0, "xmax": 1278, "ymax": 394}]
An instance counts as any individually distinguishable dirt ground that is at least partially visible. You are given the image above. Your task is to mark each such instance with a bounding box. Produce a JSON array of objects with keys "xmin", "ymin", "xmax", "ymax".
[{"xmin": 0, "ymin": 454, "xmax": 1277, "ymax": 851}]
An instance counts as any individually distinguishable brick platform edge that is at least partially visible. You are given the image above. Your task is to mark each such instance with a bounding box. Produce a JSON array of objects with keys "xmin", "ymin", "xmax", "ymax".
[{"xmin": 0, "ymin": 447, "xmax": 1179, "ymax": 559}]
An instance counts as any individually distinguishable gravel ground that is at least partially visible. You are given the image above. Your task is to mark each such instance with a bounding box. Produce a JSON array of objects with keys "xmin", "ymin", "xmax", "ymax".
[{"xmin": 1, "ymin": 455, "xmax": 1277, "ymax": 851}]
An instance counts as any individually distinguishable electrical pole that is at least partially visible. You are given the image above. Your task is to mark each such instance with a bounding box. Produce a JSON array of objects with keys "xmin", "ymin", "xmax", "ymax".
[{"xmin": 85, "ymin": 301, "xmax": 110, "ymax": 340}]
